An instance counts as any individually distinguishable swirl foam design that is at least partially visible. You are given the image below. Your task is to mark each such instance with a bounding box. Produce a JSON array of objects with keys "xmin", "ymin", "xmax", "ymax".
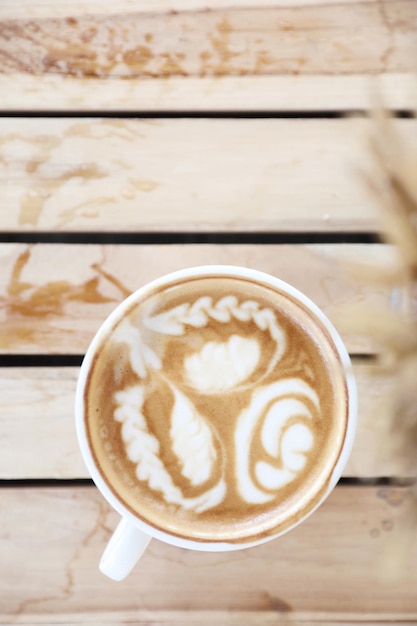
[{"xmin": 84, "ymin": 275, "xmax": 349, "ymax": 543}]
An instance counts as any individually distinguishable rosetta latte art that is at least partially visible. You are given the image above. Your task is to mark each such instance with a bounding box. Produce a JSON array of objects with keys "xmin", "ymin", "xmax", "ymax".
[{"xmin": 112, "ymin": 296, "xmax": 319, "ymax": 513}]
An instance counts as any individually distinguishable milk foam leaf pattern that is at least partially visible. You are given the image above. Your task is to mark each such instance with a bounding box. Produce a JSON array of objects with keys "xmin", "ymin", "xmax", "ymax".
[
  {"xmin": 114, "ymin": 386, "xmax": 183, "ymax": 502},
  {"xmin": 113, "ymin": 320, "xmax": 162, "ymax": 378},
  {"xmin": 184, "ymin": 335, "xmax": 261, "ymax": 393},
  {"xmin": 144, "ymin": 303, "xmax": 192, "ymax": 335},
  {"xmin": 144, "ymin": 296, "xmax": 286, "ymax": 387},
  {"xmin": 235, "ymin": 379, "xmax": 318, "ymax": 504},
  {"xmin": 169, "ymin": 384, "xmax": 218, "ymax": 486},
  {"xmin": 114, "ymin": 386, "xmax": 226, "ymax": 512}
]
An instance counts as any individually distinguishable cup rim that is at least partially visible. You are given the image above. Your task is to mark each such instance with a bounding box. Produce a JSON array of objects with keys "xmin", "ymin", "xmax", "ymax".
[{"xmin": 75, "ymin": 264, "xmax": 357, "ymax": 551}]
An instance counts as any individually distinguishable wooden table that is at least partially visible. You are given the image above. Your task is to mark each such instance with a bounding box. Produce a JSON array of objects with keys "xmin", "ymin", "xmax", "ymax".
[{"xmin": 1, "ymin": 2, "xmax": 416, "ymax": 624}]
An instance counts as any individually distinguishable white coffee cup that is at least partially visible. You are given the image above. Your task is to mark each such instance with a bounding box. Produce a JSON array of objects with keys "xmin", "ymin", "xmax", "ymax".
[{"xmin": 75, "ymin": 265, "xmax": 357, "ymax": 581}]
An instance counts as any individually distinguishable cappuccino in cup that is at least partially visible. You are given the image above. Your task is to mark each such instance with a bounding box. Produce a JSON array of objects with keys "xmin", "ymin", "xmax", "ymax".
[{"xmin": 77, "ymin": 266, "xmax": 355, "ymax": 558}]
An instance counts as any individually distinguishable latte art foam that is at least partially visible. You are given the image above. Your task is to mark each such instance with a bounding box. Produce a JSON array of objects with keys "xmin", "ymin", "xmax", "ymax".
[{"xmin": 84, "ymin": 275, "xmax": 348, "ymax": 542}]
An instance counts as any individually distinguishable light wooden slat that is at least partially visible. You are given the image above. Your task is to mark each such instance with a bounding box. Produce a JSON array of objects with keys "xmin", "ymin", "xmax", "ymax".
[
  {"xmin": 1, "ymin": 74, "xmax": 415, "ymax": 113},
  {"xmin": 0, "ymin": 367, "xmax": 79, "ymax": 479},
  {"xmin": 1, "ymin": 486, "xmax": 416, "ymax": 619},
  {"xmin": 6, "ymin": 613, "xmax": 417, "ymax": 626},
  {"xmin": 0, "ymin": 362, "xmax": 403, "ymax": 480},
  {"xmin": 0, "ymin": 243, "xmax": 401, "ymax": 354},
  {"xmin": 0, "ymin": 0, "xmax": 397, "ymax": 19},
  {"xmin": 0, "ymin": 1, "xmax": 416, "ymax": 111},
  {"xmin": 1, "ymin": 118, "xmax": 417, "ymax": 232}
]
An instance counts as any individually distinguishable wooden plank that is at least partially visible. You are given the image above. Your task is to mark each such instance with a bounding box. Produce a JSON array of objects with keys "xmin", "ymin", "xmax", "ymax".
[
  {"xmin": 0, "ymin": 243, "xmax": 401, "ymax": 354},
  {"xmin": 5, "ymin": 612, "xmax": 417, "ymax": 626},
  {"xmin": 0, "ymin": 1, "xmax": 416, "ymax": 111},
  {"xmin": 0, "ymin": 0, "xmax": 397, "ymax": 19},
  {"xmin": 1, "ymin": 117, "xmax": 416, "ymax": 233},
  {"xmin": 0, "ymin": 73, "xmax": 415, "ymax": 113},
  {"xmin": 0, "ymin": 486, "xmax": 416, "ymax": 619},
  {"xmin": 0, "ymin": 367, "xmax": 80, "ymax": 479},
  {"xmin": 0, "ymin": 362, "xmax": 404, "ymax": 480}
]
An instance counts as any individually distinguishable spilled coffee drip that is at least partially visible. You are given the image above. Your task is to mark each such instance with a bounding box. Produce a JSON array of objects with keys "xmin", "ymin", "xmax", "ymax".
[{"xmin": 85, "ymin": 276, "xmax": 348, "ymax": 542}]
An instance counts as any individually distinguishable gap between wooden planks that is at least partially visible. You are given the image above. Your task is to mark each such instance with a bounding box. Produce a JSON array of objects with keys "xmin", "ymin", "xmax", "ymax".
[
  {"xmin": 0, "ymin": 361, "xmax": 404, "ymax": 480},
  {"xmin": 0, "ymin": 243, "xmax": 402, "ymax": 354},
  {"xmin": 0, "ymin": 0, "xmax": 416, "ymax": 111},
  {"xmin": 1, "ymin": 117, "xmax": 417, "ymax": 232},
  {"xmin": 0, "ymin": 486, "xmax": 416, "ymax": 618}
]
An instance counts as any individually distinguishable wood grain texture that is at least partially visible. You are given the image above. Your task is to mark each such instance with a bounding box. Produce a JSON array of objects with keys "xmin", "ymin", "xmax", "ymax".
[
  {"xmin": 1, "ymin": 117, "xmax": 416, "ymax": 233},
  {"xmin": 0, "ymin": 243, "xmax": 401, "ymax": 354},
  {"xmin": 1, "ymin": 73, "xmax": 415, "ymax": 113},
  {"xmin": 1, "ymin": 486, "xmax": 416, "ymax": 620},
  {"xmin": 0, "ymin": 362, "xmax": 404, "ymax": 480},
  {"xmin": 6, "ymin": 615, "xmax": 417, "ymax": 626},
  {"xmin": 0, "ymin": 1, "xmax": 416, "ymax": 111},
  {"xmin": 0, "ymin": 0, "xmax": 401, "ymax": 19}
]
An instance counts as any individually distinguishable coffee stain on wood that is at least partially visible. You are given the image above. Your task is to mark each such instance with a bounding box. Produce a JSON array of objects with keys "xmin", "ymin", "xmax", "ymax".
[
  {"xmin": 121, "ymin": 178, "xmax": 159, "ymax": 199},
  {"xmin": 263, "ymin": 591, "xmax": 293, "ymax": 612},
  {"xmin": 19, "ymin": 189, "xmax": 45, "ymax": 227},
  {"xmin": 382, "ymin": 518, "xmax": 394, "ymax": 531},
  {"xmin": 0, "ymin": 132, "xmax": 60, "ymax": 226},
  {"xmin": 377, "ymin": 487, "xmax": 413, "ymax": 507},
  {"xmin": 208, "ymin": 18, "xmax": 240, "ymax": 71},
  {"xmin": 92, "ymin": 262, "xmax": 132, "ymax": 299},
  {"xmin": 0, "ymin": 245, "xmax": 132, "ymax": 350},
  {"xmin": 64, "ymin": 119, "xmax": 146, "ymax": 140},
  {"xmin": 0, "ymin": 119, "xmax": 157, "ymax": 229},
  {"xmin": 56, "ymin": 197, "xmax": 114, "ymax": 228},
  {"xmin": 12, "ymin": 495, "xmax": 111, "ymax": 618},
  {"xmin": 378, "ymin": 1, "xmax": 395, "ymax": 71},
  {"xmin": 63, "ymin": 499, "xmax": 112, "ymax": 602},
  {"xmin": 18, "ymin": 162, "xmax": 107, "ymax": 227},
  {"xmin": 0, "ymin": 3, "xmax": 415, "ymax": 79},
  {"xmin": 4, "ymin": 246, "xmax": 115, "ymax": 319},
  {"xmin": 122, "ymin": 45, "xmax": 153, "ymax": 75},
  {"xmin": 133, "ymin": 178, "xmax": 159, "ymax": 193}
]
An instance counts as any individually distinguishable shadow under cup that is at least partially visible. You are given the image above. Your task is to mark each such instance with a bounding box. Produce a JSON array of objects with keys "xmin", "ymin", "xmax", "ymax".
[{"xmin": 76, "ymin": 266, "xmax": 357, "ymax": 551}]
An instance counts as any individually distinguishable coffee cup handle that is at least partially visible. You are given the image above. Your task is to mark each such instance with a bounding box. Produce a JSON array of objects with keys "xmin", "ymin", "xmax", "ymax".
[{"xmin": 99, "ymin": 517, "xmax": 152, "ymax": 581}]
